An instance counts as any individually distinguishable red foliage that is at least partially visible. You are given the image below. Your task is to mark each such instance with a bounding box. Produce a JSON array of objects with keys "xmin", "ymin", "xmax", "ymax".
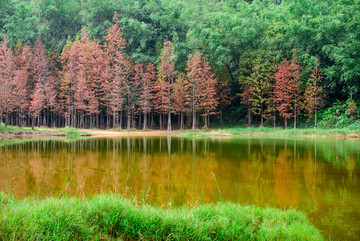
[
  {"xmin": 30, "ymin": 38, "xmax": 57, "ymax": 118},
  {"xmin": 199, "ymin": 60, "xmax": 218, "ymax": 127},
  {"xmin": 13, "ymin": 45, "xmax": 33, "ymax": 117},
  {"xmin": 0, "ymin": 38, "xmax": 15, "ymax": 123},
  {"xmin": 104, "ymin": 15, "xmax": 131, "ymax": 128},
  {"xmin": 274, "ymin": 59, "xmax": 293, "ymax": 127},
  {"xmin": 186, "ymin": 50, "xmax": 218, "ymax": 128},
  {"xmin": 138, "ymin": 63, "xmax": 155, "ymax": 114}
]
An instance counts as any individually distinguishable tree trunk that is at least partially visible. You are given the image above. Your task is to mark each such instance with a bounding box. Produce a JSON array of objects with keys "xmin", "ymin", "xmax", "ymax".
[
  {"xmin": 143, "ymin": 112, "xmax": 147, "ymax": 130},
  {"xmin": 220, "ymin": 109, "xmax": 223, "ymax": 126},
  {"xmin": 315, "ymin": 110, "xmax": 317, "ymax": 129},
  {"xmin": 285, "ymin": 117, "xmax": 287, "ymax": 129},
  {"xmin": 167, "ymin": 111, "xmax": 171, "ymax": 132},
  {"xmin": 127, "ymin": 106, "xmax": 131, "ymax": 130},
  {"xmin": 273, "ymin": 112, "xmax": 276, "ymax": 128},
  {"xmin": 248, "ymin": 108, "xmax": 251, "ymax": 127},
  {"xmin": 260, "ymin": 103, "xmax": 263, "ymax": 127},
  {"xmin": 294, "ymin": 104, "xmax": 297, "ymax": 129},
  {"xmin": 32, "ymin": 117, "xmax": 34, "ymax": 130},
  {"xmin": 160, "ymin": 113, "xmax": 162, "ymax": 130},
  {"xmin": 192, "ymin": 108, "xmax": 196, "ymax": 131},
  {"xmin": 180, "ymin": 111, "xmax": 184, "ymax": 130}
]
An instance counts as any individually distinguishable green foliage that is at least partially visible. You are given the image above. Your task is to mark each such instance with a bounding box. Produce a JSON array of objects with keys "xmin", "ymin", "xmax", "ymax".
[
  {"xmin": 0, "ymin": 193, "xmax": 324, "ymax": 240},
  {"xmin": 318, "ymin": 99, "xmax": 359, "ymax": 128}
]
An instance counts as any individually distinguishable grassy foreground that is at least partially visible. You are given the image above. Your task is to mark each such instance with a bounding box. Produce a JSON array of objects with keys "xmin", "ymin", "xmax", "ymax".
[{"xmin": 0, "ymin": 193, "xmax": 323, "ymax": 241}]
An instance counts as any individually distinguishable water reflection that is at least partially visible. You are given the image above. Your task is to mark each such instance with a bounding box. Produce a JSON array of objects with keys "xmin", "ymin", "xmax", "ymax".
[{"xmin": 0, "ymin": 137, "xmax": 359, "ymax": 240}]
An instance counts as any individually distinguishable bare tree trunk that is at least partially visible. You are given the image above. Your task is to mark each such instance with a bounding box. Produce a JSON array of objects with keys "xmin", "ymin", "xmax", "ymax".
[
  {"xmin": 220, "ymin": 108, "xmax": 223, "ymax": 126},
  {"xmin": 127, "ymin": 106, "xmax": 131, "ymax": 130},
  {"xmin": 167, "ymin": 111, "xmax": 171, "ymax": 132},
  {"xmin": 180, "ymin": 111, "xmax": 184, "ymax": 130},
  {"xmin": 285, "ymin": 117, "xmax": 287, "ymax": 129},
  {"xmin": 294, "ymin": 104, "xmax": 297, "ymax": 129},
  {"xmin": 160, "ymin": 113, "xmax": 162, "ymax": 130},
  {"xmin": 260, "ymin": 104, "xmax": 264, "ymax": 127},
  {"xmin": 143, "ymin": 112, "xmax": 147, "ymax": 130},
  {"xmin": 120, "ymin": 109, "xmax": 123, "ymax": 129}
]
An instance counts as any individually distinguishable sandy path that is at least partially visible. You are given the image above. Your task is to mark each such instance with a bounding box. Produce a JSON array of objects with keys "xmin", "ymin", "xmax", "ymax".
[{"xmin": 85, "ymin": 129, "xmax": 173, "ymax": 137}]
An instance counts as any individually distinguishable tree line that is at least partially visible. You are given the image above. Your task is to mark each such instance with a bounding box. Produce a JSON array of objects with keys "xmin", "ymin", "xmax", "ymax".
[
  {"xmin": 0, "ymin": 0, "xmax": 359, "ymax": 129},
  {"xmin": 1, "ymin": 14, "xmax": 348, "ymax": 130},
  {"xmin": 0, "ymin": 17, "xmax": 227, "ymax": 131}
]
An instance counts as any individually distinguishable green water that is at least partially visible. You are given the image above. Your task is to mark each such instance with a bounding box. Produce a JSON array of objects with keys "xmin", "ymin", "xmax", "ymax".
[{"xmin": 0, "ymin": 136, "xmax": 359, "ymax": 240}]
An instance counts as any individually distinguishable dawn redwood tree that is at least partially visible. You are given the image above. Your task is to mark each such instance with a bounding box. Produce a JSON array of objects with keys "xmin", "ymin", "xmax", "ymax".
[
  {"xmin": 199, "ymin": 60, "xmax": 218, "ymax": 128},
  {"xmin": 247, "ymin": 53, "xmax": 277, "ymax": 126},
  {"xmin": 304, "ymin": 66, "xmax": 325, "ymax": 128},
  {"xmin": 159, "ymin": 41, "xmax": 177, "ymax": 132},
  {"xmin": 90, "ymin": 44, "xmax": 107, "ymax": 128},
  {"xmin": 104, "ymin": 14, "xmax": 130, "ymax": 129},
  {"xmin": 186, "ymin": 50, "xmax": 202, "ymax": 131},
  {"xmin": 275, "ymin": 59, "xmax": 293, "ymax": 128},
  {"xmin": 74, "ymin": 30, "xmax": 99, "ymax": 128},
  {"xmin": 153, "ymin": 78, "xmax": 169, "ymax": 130},
  {"xmin": 61, "ymin": 40, "xmax": 78, "ymax": 127},
  {"xmin": 138, "ymin": 63, "xmax": 156, "ymax": 130},
  {"xmin": 30, "ymin": 38, "xmax": 57, "ymax": 129},
  {"xmin": 13, "ymin": 45, "xmax": 33, "ymax": 126},
  {"xmin": 216, "ymin": 67, "xmax": 232, "ymax": 126},
  {"xmin": 172, "ymin": 74, "xmax": 189, "ymax": 129},
  {"xmin": 288, "ymin": 53, "xmax": 302, "ymax": 129},
  {"xmin": 0, "ymin": 38, "xmax": 15, "ymax": 126}
]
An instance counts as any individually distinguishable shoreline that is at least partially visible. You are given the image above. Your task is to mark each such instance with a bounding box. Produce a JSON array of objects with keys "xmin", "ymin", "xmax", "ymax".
[{"xmin": 1, "ymin": 125, "xmax": 360, "ymax": 139}]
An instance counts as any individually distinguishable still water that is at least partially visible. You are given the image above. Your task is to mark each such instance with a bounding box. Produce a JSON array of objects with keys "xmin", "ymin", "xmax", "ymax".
[{"xmin": 0, "ymin": 136, "xmax": 359, "ymax": 240}]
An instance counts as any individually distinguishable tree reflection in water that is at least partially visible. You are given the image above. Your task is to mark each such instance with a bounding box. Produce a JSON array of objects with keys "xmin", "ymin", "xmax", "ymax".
[{"xmin": 0, "ymin": 136, "xmax": 359, "ymax": 240}]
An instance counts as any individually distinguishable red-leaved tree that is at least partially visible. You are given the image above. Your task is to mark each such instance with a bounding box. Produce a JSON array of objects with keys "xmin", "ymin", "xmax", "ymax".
[
  {"xmin": 172, "ymin": 74, "xmax": 189, "ymax": 129},
  {"xmin": 138, "ymin": 63, "xmax": 156, "ymax": 130},
  {"xmin": 13, "ymin": 45, "xmax": 33, "ymax": 126},
  {"xmin": 186, "ymin": 50, "xmax": 202, "ymax": 130},
  {"xmin": 199, "ymin": 60, "xmax": 218, "ymax": 128},
  {"xmin": 274, "ymin": 59, "xmax": 293, "ymax": 128},
  {"xmin": 30, "ymin": 37, "xmax": 57, "ymax": 129},
  {"xmin": 0, "ymin": 38, "xmax": 15, "ymax": 126},
  {"xmin": 216, "ymin": 66, "xmax": 232, "ymax": 126},
  {"xmin": 104, "ymin": 14, "xmax": 130, "ymax": 129}
]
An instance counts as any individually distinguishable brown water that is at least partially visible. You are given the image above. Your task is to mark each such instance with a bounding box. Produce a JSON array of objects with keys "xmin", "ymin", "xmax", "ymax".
[{"xmin": 0, "ymin": 136, "xmax": 359, "ymax": 240}]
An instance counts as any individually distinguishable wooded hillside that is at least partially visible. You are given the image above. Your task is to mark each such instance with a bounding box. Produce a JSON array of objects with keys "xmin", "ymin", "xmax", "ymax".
[{"xmin": 0, "ymin": 0, "xmax": 359, "ymax": 129}]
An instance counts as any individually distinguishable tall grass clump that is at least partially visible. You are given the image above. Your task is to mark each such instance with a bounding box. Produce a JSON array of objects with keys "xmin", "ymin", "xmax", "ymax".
[{"xmin": 0, "ymin": 193, "xmax": 323, "ymax": 240}]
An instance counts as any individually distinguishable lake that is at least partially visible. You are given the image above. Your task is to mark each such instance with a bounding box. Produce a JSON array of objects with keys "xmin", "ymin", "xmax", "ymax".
[{"xmin": 0, "ymin": 136, "xmax": 359, "ymax": 240}]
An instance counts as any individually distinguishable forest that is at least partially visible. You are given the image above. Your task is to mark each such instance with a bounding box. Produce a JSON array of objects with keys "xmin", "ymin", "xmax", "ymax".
[{"xmin": 0, "ymin": 0, "xmax": 359, "ymax": 130}]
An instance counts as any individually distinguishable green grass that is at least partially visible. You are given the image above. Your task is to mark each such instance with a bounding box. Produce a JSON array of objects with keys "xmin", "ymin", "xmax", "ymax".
[
  {"xmin": 0, "ymin": 192, "xmax": 323, "ymax": 241},
  {"xmin": 0, "ymin": 124, "xmax": 41, "ymax": 132},
  {"xmin": 0, "ymin": 124, "xmax": 88, "ymax": 137},
  {"xmin": 217, "ymin": 127, "xmax": 360, "ymax": 136}
]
